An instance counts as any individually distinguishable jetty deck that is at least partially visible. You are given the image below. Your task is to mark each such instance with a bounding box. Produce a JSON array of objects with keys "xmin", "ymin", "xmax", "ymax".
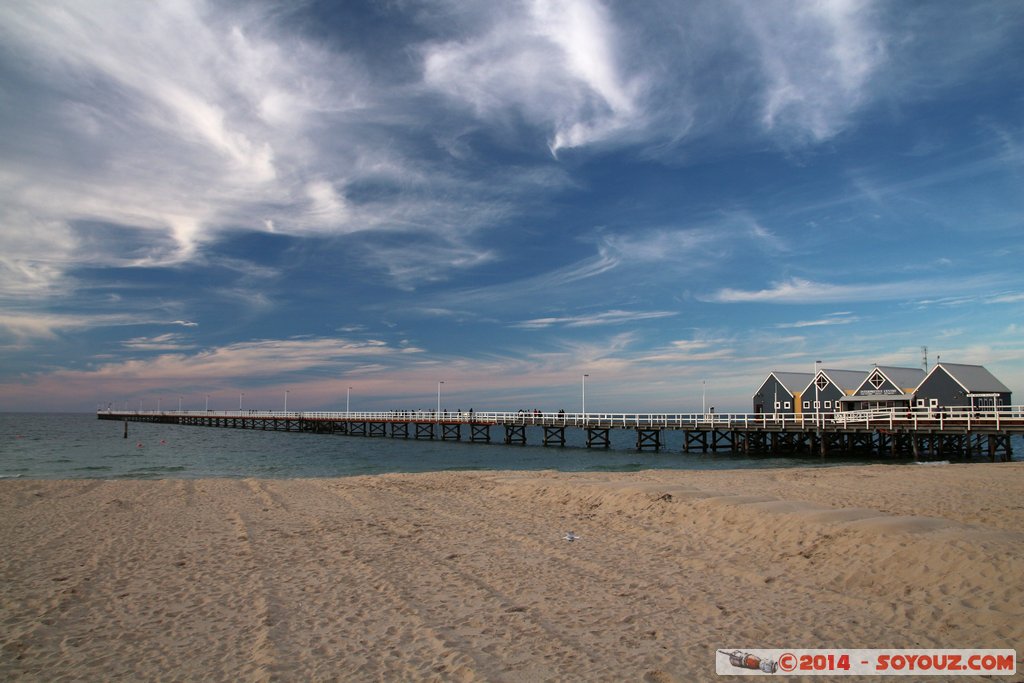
[{"xmin": 98, "ymin": 406, "xmax": 1024, "ymax": 460}]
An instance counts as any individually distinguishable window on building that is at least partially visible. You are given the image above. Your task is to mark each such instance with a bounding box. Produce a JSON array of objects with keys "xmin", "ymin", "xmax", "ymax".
[
  {"xmin": 784, "ymin": 402, "xmax": 791, "ymax": 409},
  {"xmin": 774, "ymin": 402, "xmax": 781, "ymax": 410},
  {"xmin": 916, "ymin": 399, "xmax": 925, "ymax": 407},
  {"xmin": 813, "ymin": 401, "xmax": 820, "ymax": 409},
  {"xmin": 803, "ymin": 401, "xmax": 810, "ymax": 409},
  {"xmin": 824, "ymin": 400, "xmax": 832, "ymax": 408},
  {"xmin": 816, "ymin": 376, "xmax": 829, "ymax": 390},
  {"xmin": 869, "ymin": 371, "xmax": 885, "ymax": 389},
  {"xmin": 929, "ymin": 398, "xmax": 938, "ymax": 408}
]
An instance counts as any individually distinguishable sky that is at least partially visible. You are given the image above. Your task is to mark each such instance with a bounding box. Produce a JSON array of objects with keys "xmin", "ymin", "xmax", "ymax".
[{"xmin": 1, "ymin": 0, "xmax": 1023, "ymax": 414}]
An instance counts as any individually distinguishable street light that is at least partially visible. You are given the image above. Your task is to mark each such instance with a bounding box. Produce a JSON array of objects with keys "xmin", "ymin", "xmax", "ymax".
[
  {"xmin": 178, "ymin": 396, "xmax": 182, "ymax": 412},
  {"xmin": 702, "ymin": 379, "xmax": 707, "ymax": 414},
  {"xmin": 205, "ymin": 394, "xmax": 210, "ymax": 411},
  {"xmin": 582, "ymin": 374, "xmax": 589, "ymax": 415},
  {"xmin": 239, "ymin": 392, "xmax": 245, "ymax": 411},
  {"xmin": 346, "ymin": 386, "xmax": 352, "ymax": 415},
  {"xmin": 437, "ymin": 381, "xmax": 445, "ymax": 415},
  {"xmin": 814, "ymin": 360, "xmax": 823, "ymax": 426},
  {"xmin": 284, "ymin": 390, "xmax": 289, "ymax": 412}
]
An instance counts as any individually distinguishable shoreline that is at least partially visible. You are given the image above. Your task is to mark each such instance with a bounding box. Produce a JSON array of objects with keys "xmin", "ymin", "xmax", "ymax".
[{"xmin": 2, "ymin": 463, "xmax": 1022, "ymax": 680}]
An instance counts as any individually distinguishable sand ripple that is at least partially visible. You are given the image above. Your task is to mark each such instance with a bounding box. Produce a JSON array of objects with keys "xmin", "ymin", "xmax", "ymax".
[{"xmin": 1, "ymin": 463, "xmax": 1022, "ymax": 680}]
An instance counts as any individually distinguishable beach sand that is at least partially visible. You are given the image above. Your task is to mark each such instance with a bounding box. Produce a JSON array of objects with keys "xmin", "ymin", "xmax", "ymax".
[{"xmin": 1, "ymin": 463, "xmax": 1022, "ymax": 681}]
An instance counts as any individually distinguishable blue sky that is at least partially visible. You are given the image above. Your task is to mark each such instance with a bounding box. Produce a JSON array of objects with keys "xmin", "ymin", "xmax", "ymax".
[{"xmin": 1, "ymin": 0, "xmax": 1023, "ymax": 413}]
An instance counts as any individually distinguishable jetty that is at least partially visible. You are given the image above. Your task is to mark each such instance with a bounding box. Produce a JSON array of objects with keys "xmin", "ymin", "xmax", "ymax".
[{"xmin": 98, "ymin": 406, "xmax": 1024, "ymax": 460}]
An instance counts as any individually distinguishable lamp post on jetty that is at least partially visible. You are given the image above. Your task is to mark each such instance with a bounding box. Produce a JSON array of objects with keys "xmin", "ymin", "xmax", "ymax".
[
  {"xmin": 346, "ymin": 386, "xmax": 351, "ymax": 415},
  {"xmin": 582, "ymin": 374, "xmax": 589, "ymax": 415},
  {"xmin": 437, "ymin": 381, "xmax": 444, "ymax": 415},
  {"xmin": 205, "ymin": 394, "xmax": 210, "ymax": 411},
  {"xmin": 814, "ymin": 360, "xmax": 822, "ymax": 427},
  {"xmin": 239, "ymin": 392, "xmax": 244, "ymax": 411},
  {"xmin": 284, "ymin": 390, "xmax": 289, "ymax": 412}
]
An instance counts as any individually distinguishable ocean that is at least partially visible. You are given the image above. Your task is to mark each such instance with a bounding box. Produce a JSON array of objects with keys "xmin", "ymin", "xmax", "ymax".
[{"xmin": 1, "ymin": 413, "xmax": 1011, "ymax": 480}]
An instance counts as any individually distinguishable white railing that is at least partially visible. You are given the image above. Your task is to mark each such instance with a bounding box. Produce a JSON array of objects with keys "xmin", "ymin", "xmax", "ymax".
[
  {"xmin": 831, "ymin": 405, "xmax": 1024, "ymax": 431},
  {"xmin": 96, "ymin": 406, "xmax": 1024, "ymax": 431}
]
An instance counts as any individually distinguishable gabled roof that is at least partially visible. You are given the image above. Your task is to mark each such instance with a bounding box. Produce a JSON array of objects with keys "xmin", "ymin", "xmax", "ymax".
[
  {"xmin": 877, "ymin": 366, "xmax": 926, "ymax": 391},
  {"xmin": 817, "ymin": 369, "xmax": 867, "ymax": 392},
  {"xmin": 928, "ymin": 362, "xmax": 1011, "ymax": 394},
  {"xmin": 752, "ymin": 371, "xmax": 813, "ymax": 399},
  {"xmin": 860, "ymin": 365, "xmax": 926, "ymax": 394},
  {"xmin": 772, "ymin": 371, "xmax": 814, "ymax": 393}
]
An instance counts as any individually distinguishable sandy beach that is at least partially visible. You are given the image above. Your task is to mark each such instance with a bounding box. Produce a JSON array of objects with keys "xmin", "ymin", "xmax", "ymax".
[{"xmin": 2, "ymin": 463, "xmax": 1022, "ymax": 681}]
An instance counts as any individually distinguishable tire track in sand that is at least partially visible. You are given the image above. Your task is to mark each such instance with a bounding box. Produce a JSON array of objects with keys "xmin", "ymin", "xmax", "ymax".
[
  {"xmin": 309, "ymin": 477, "xmax": 692, "ymax": 681},
  {"xmin": 319, "ymin": 475, "xmax": 924, "ymax": 677},
  {"xmin": 231, "ymin": 478, "xmax": 486, "ymax": 681}
]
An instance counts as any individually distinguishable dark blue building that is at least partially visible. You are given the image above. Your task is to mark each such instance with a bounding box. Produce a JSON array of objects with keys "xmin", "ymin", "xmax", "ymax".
[
  {"xmin": 914, "ymin": 363, "xmax": 1012, "ymax": 410},
  {"xmin": 751, "ymin": 371, "xmax": 813, "ymax": 414}
]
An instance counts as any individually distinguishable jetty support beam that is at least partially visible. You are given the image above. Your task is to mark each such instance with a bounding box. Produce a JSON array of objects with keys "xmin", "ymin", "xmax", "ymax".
[
  {"xmin": 470, "ymin": 423, "xmax": 491, "ymax": 443},
  {"xmin": 504, "ymin": 425, "xmax": 526, "ymax": 445},
  {"xmin": 635, "ymin": 428, "xmax": 661, "ymax": 452},
  {"xmin": 711, "ymin": 429, "xmax": 733, "ymax": 452},
  {"xmin": 683, "ymin": 430, "xmax": 707, "ymax": 453},
  {"xmin": 543, "ymin": 426, "xmax": 566, "ymax": 447},
  {"xmin": 586, "ymin": 428, "xmax": 610, "ymax": 449}
]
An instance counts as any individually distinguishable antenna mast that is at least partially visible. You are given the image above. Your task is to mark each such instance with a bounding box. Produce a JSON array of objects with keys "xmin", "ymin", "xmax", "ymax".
[{"xmin": 922, "ymin": 346, "xmax": 928, "ymax": 373}]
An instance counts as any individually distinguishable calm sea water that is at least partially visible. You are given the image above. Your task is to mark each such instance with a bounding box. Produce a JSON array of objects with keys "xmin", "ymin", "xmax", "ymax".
[{"xmin": 1, "ymin": 413, "xmax": 1010, "ymax": 480}]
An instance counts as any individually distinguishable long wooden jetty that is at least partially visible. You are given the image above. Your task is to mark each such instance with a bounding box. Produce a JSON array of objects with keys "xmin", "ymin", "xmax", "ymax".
[{"xmin": 98, "ymin": 406, "xmax": 1024, "ymax": 460}]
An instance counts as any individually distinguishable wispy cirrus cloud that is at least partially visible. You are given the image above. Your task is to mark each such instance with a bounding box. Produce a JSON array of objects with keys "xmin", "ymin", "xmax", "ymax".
[
  {"xmin": 0, "ymin": 0, "xmax": 535, "ymax": 300},
  {"xmin": 514, "ymin": 309, "xmax": 677, "ymax": 329},
  {"xmin": 0, "ymin": 312, "xmax": 136, "ymax": 342},
  {"xmin": 83, "ymin": 337, "xmax": 424, "ymax": 383},
  {"xmin": 706, "ymin": 276, "xmax": 999, "ymax": 304},
  {"xmin": 775, "ymin": 313, "xmax": 858, "ymax": 329},
  {"xmin": 741, "ymin": 0, "xmax": 886, "ymax": 142},
  {"xmin": 421, "ymin": 0, "xmax": 644, "ymax": 155},
  {"xmin": 636, "ymin": 338, "xmax": 735, "ymax": 363},
  {"xmin": 0, "ymin": 309, "xmax": 202, "ymax": 343},
  {"xmin": 987, "ymin": 292, "xmax": 1024, "ymax": 304},
  {"xmin": 121, "ymin": 333, "xmax": 197, "ymax": 352}
]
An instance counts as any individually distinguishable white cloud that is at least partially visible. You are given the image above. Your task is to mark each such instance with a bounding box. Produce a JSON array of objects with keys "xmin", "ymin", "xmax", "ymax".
[
  {"xmin": 515, "ymin": 309, "xmax": 677, "ymax": 329},
  {"xmin": 122, "ymin": 333, "xmax": 196, "ymax": 351},
  {"xmin": 421, "ymin": 0, "xmax": 643, "ymax": 154},
  {"xmin": 304, "ymin": 180, "xmax": 349, "ymax": 227},
  {"xmin": 636, "ymin": 338, "xmax": 735, "ymax": 363},
  {"xmin": 988, "ymin": 292, "xmax": 1024, "ymax": 304},
  {"xmin": 0, "ymin": 311, "xmax": 201, "ymax": 344},
  {"xmin": 707, "ymin": 276, "xmax": 998, "ymax": 304},
  {"xmin": 599, "ymin": 227, "xmax": 722, "ymax": 263},
  {"xmin": 0, "ymin": 311, "xmax": 141, "ymax": 342},
  {"xmin": 83, "ymin": 337, "xmax": 425, "ymax": 383},
  {"xmin": 775, "ymin": 313, "xmax": 857, "ymax": 328},
  {"xmin": 741, "ymin": 0, "xmax": 887, "ymax": 142},
  {"xmin": 0, "ymin": 0, "xmax": 517, "ymax": 299}
]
